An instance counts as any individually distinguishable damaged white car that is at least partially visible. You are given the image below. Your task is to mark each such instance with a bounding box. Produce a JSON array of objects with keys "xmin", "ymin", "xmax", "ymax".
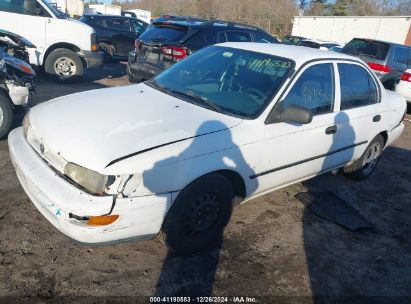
[{"xmin": 9, "ymin": 43, "xmax": 407, "ymax": 254}]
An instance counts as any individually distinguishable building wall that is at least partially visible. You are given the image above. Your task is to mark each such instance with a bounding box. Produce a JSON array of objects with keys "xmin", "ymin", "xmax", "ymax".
[{"xmin": 292, "ymin": 16, "xmax": 411, "ymax": 45}]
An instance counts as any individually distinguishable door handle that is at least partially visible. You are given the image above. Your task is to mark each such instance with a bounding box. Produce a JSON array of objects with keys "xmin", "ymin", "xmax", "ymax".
[
  {"xmin": 325, "ymin": 125, "xmax": 337, "ymax": 135},
  {"xmin": 373, "ymin": 115, "xmax": 381, "ymax": 122}
]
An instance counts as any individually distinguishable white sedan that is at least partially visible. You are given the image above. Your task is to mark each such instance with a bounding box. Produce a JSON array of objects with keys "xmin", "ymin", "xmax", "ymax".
[
  {"xmin": 8, "ymin": 43, "xmax": 407, "ymax": 254},
  {"xmin": 395, "ymin": 69, "xmax": 411, "ymax": 103}
]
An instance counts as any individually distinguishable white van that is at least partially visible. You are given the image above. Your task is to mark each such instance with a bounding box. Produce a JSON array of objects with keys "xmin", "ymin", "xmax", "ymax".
[{"xmin": 0, "ymin": 0, "xmax": 103, "ymax": 81}]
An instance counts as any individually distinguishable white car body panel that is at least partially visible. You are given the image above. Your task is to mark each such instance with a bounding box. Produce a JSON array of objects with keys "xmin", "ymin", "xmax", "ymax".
[
  {"xmin": 0, "ymin": 1, "xmax": 94, "ymax": 66},
  {"xmin": 395, "ymin": 69, "xmax": 411, "ymax": 103},
  {"xmin": 8, "ymin": 43, "xmax": 407, "ymax": 244}
]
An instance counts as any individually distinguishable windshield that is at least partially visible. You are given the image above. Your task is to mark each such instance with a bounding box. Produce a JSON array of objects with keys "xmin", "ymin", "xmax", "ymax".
[
  {"xmin": 40, "ymin": 0, "xmax": 66, "ymax": 19},
  {"xmin": 150, "ymin": 46, "xmax": 294, "ymax": 119},
  {"xmin": 342, "ymin": 39, "xmax": 389, "ymax": 60}
]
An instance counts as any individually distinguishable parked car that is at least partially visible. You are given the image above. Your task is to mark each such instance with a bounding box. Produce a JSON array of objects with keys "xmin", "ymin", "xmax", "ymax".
[
  {"xmin": 342, "ymin": 38, "xmax": 411, "ymax": 90},
  {"xmin": 282, "ymin": 35, "xmax": 306, "ymax": 45},
  {"xmin": 395, "ymin": 69, "xmax": 411, "ymax": 103},
  {"xmin": 127, "ymin": 19, "xmax": 279, "ymax": 82},
  {"xmin": 299, "ymin": 39, "xmax": 342, "ymax": 51},
  {"xmin": 0, "ymin": 0, "xmax": 103, "ymax": 82},
  {"xmin": 0, "ymin": 31, "xmax": 36, "ymax": 138},
  {"xmin": 80, "ymin": 14, "xmax": 148, "ymax": 60},
  {"xmin": 9, "ymin": 43, "xmax": 406, "ymax": 254},
  {"xmin": 330, "ymin": 46, "xmax": 343, "ymax": 53}
]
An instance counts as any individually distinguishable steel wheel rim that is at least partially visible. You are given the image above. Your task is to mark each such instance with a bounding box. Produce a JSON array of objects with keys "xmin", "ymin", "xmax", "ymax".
[
  {"xmin": 362, "ymin": 142, "xmax": 381, "ymax": 175},
  {"xmin": 54, "ymin": 57, "xmax": 76, "ymax": 76},
  {"xmin": 0, "ymin": 106, "xmax": 3, "ymax": 127},
  {"xmin": 183, "ymin": 192, "xmax": 222, "ymax": 239}
]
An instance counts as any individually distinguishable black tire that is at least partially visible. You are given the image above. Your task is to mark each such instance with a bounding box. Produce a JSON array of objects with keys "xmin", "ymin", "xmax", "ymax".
[
  {"xmin": 98, "ymin": 42, "xmax": 115, "ymax": 62},
  {"xmin": 343, "ymin": 134, "xmax": 384, "ymax": 180},
  {"xmin": 0, "ymin": 91, "xmax": 13, "ymax": 139},
  {"xmin": 160, "ymin": 173, "xmax": 235, "ymax": 255},
  {"xmin": 44, "ymin": 48, "xmax": 84, "ymax": 83}
]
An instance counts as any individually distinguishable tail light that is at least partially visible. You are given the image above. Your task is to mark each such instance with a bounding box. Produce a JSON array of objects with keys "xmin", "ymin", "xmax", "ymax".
[
  {"xmin": 400, "ymin": 72, "xmax": 411, "ymax": 82},
  {"xmin": 367, "ymin": 62, "xmax": 391, "ymax": 74},
  {"xmin": 161, "ymin": 46, "xmax": 188, "ymax": 60}
]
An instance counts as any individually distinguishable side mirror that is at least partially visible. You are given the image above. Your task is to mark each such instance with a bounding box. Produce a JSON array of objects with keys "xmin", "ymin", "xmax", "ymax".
[{"xmin": 266, "ymin": 104, "xmax": 313, "ymax": 124}]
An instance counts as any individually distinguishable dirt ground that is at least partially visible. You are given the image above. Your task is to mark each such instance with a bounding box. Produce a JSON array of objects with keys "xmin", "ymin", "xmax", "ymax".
[{"xmin": 1, "ymin": 63, "xmax": 411, "ymax": 303}]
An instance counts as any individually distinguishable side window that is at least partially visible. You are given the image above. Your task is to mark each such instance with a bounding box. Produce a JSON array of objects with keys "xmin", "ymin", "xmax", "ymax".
[
  {"xmin": 226, "ymin": 31, "xmax": 252, "ymax": 42},
  {"xmin": 132, "ymin": 19, "xmax": 146, "ymax": 33},
  {"xmin": 408, "ymin": 49, "xmax": 411, "ymax": 67},
  {"xmin": 282, "ymin": 63, "xmax": 334, "ymax": 115},
  {"xmin": 184, "ymin": 31, "xmax": 217, "ymax": 50},
  {"xmin": 0, "ymin": 0, "xmax": 50, "ymax": 17},
  {"xmin": 338, "ymin": 63, "xmax": 379, "ymax": 110},
  {"xmin": 393, "ymin": 47, "xmax": 408, "ymax": 65},
  {"xmin": 217, "ymin": 32, "xmax": 227, "ymax": 43},
  {"xmin": 254, "ymin": 32, "xmax": 278, "ymax": 43},
  {"xmin": 106, "ymin": 18, "xmax": 131, "ymax": 31}
]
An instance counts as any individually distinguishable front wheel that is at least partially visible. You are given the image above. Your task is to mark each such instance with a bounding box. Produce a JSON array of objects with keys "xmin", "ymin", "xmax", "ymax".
[
  {"xmin": 44, "ymin": 48, "xmax": 84, "ymax": 83},
  {"xmin": 0, "ymin": 91, "xmax": 13, "ymax": 139},
  {"xmin": 343, "ymin": 134, "xmax": 384, "ymax": 180},
  {"xmin": 160, "ymin": 173, "xmax": 235, "ymax": 255}
]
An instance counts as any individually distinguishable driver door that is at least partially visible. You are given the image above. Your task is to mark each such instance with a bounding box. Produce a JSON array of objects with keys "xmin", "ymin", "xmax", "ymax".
[{"xmin": 255, "ymin": 62, "xmax": 343, "ymax": 193}]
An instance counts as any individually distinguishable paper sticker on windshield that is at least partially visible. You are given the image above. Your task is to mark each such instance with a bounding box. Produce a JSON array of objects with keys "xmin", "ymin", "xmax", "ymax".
[{"xmin": 223, "ymin": 52, "xmax": 233, "ymax": 58}]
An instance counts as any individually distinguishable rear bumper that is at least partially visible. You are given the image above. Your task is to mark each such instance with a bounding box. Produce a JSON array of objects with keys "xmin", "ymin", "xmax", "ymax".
[
  {"xmin": 80, "ymin": 50, "xmax": 104, "ymax": 69},
  {"xmin": 127, "ymin": 51, "xmax": 163, "ymax": 81},
  {"xmin": 8, "ymin": 128, "xmax": 172, "ymax": 245}
]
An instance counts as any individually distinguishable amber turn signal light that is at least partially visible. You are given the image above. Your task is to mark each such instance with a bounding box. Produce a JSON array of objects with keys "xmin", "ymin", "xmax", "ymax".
[
  {"xmin": 91, "ymin": 43, "xmax": 98, "ymax": 52},
  {"xmin": 87, "ymin": 215, "xmax": 119, "ymax": 226}
]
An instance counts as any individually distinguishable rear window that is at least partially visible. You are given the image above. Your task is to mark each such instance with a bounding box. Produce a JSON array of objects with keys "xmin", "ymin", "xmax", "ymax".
[
  {"xmin": 342, "ymin": 39, "xmax": 389, "ymax": 61},
  {"xmin": 139, "ymin": 25, "xmax": 188, "ymax": 43}
]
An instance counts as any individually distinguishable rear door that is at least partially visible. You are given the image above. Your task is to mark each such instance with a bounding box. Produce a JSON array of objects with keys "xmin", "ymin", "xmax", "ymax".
[
  {"xmin": 104, "ymin": 17, "xmax": 135, "ymax": 56},
  {"xmin": 336, "ymin": 62, "xmax": 382, "ymax": 163}
]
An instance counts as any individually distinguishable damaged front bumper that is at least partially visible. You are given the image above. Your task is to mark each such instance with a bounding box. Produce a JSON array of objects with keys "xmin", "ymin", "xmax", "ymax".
[{"xmin": 8, "ymin": 128, "xmax": 172, "ymax": 244}]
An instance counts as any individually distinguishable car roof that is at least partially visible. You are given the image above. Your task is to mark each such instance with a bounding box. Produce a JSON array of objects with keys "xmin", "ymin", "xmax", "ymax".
[
  {"xmin": 152, "ymin": 20, "xmax": 263, "ymax": 32},
  {"xmin": 217, "ymin": 42, "xmax": 362, "ymax": 66}
]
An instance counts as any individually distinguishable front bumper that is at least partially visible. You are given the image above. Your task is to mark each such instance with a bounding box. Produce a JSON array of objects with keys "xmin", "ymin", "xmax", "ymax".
[
  {"xmin": 8, "ymin": 128, "xmax": 172, "ymax": 244},
  {"xmin": 80, "ymin": 50, "xmax": 104, "ymax": 69}
]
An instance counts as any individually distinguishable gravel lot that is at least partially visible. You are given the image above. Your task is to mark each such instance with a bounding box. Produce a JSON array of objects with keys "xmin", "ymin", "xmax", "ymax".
[{"xmin": 1, "ymin": 63, "xmax": 411, "ymax": 302}]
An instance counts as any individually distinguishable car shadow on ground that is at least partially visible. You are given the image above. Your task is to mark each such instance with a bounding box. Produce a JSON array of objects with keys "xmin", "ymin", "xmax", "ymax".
[
  {"xmin": 302, "ymin": 143, "xmax": 411, "ymax": 302},
  {"xmin": 141, "ymin": 120, "xmax": 258, "ymax": 296}
]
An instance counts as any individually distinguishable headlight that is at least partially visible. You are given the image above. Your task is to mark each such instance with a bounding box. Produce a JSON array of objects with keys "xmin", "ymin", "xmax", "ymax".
[
  {"xmin": 64, "ymin": 163, "xmax": 114, "ymax": 195},
  {"xmin": 22, "ymin": 111, "xmax": 30, "ymax": 138}
]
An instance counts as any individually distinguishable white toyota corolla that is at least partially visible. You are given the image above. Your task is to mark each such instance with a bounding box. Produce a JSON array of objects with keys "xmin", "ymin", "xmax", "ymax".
[{"xmin": 9, "ymin": 43, "xmax": 407, "ymax": 254}]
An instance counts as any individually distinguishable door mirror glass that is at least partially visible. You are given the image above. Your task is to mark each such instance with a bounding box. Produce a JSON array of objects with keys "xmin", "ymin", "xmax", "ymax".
[{"xmin": 267, "ymin": 104, "xmax": 313, "ymax": 124}]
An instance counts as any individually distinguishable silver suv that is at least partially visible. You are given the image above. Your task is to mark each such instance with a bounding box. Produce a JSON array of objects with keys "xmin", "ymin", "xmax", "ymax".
[{"xmin": 342, "ymin": 38, "xmax": 411, "ymax": 90}]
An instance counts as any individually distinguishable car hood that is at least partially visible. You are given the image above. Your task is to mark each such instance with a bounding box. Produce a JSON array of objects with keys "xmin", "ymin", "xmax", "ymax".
[{"xmin": 29, "ymin": 83, "xmax": 242, "ymax": 173}]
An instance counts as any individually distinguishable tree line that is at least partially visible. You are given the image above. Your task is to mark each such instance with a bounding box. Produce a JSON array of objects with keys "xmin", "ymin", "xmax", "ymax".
[{"xmin": 101, "ymin": 0, "xmax": 411, "ymax": 37}]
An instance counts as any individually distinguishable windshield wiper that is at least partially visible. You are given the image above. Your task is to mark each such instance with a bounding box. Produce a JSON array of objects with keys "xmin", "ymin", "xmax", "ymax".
[
  {"xmin": 145, "ymin": 79, "xmax": 169, "ymax": 94},
  {"xmin": 145, "ymin": 80, "xmax": 223, "ymax": 113},
  {"xmin": 168, "ymin": 88, "xmax": 223, "ymax": 113}
]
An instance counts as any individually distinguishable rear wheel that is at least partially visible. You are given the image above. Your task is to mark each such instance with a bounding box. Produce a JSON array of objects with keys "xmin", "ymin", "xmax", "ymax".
[
  {"xmin": 44, "ymin": 48, "xmax": 84, "ymax": 83},
  {"xmin": 343, "ymin": 135, "xmax": 384, "ymax": 180},
  {"xmin": 0, "ymin": 91, "xmax": 13, "ymax": 139},
  {"xmin": 160, "ymin": 174, "xmax": 234, "ymax": 255},
  {"xmin": 98, "ymin": 42, "xmax": 115, "ymax": 62}
]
